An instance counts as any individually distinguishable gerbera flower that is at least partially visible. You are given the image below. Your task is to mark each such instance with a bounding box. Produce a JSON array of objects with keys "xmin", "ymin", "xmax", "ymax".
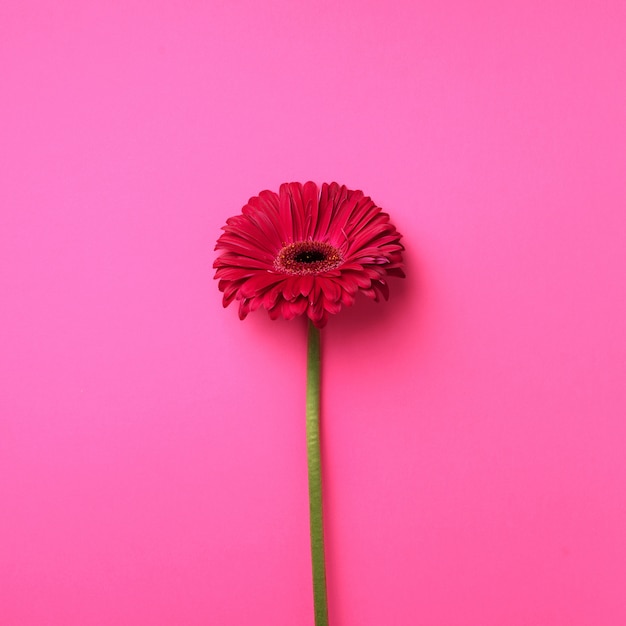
[{"xmin": 214, "ymin": 181, "xmax": 405, "ymax": 328}]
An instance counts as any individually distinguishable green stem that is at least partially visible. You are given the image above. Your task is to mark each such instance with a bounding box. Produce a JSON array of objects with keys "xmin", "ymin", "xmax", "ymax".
[{"xmin": 306, "ymin": 320, "xmax": 329, "ymax": 626}]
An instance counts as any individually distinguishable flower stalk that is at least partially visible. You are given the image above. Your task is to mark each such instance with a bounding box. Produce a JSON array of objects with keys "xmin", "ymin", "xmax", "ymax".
[{"xmin": 306, "ymin": 320, "xmax": 329, "ymax": 626}]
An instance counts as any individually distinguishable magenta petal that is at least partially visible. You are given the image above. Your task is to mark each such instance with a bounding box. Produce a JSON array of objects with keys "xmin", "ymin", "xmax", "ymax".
[
  {"xmin": 361, "ymin": 288, "xmax": 379, "ymax": 301},
  {"xmin": 239, "ymin": 273, "xmax": 286, "ymax": 298},
  {"xmin": 238, "ymin": 299, "xmax": 251, "ymax": 319},
  {"xmin": 282, "ymin": 298, "xmax": 308, "ymax": 320},
  {"xmin": 319, "ymin": 278, "xmax": 341, "ymax": 302},
  {"xmin": 340, "ymin": 290, "xmax": 356, "ymax": 307},
  {"xmin": 323, "ymin": 299, "xmax": 342, "ymax": 315},
  {"xmin": 372, "ymin": 279, "xmax": 390, "ymax": 301},
  {"xmin": 301, "ymin": 181, "xmax": 319, "ymax": 239},
  {"xmin": 298, "ymin": 274, "xmax": 314, "ymax": 297}
]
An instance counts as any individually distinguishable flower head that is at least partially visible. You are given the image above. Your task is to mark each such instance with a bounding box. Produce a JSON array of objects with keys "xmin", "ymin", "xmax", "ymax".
[{"xmin": 214, "ymin": 182, "xmax": 405, "ymax": 328}]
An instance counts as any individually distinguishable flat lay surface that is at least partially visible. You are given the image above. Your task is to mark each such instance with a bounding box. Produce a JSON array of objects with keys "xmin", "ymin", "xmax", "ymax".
[{"xmin": 1, "ymin": 1, "xmax": 625, "ymax": 624}]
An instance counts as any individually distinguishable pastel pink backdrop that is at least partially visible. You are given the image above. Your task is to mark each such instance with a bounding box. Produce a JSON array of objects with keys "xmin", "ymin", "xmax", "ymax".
[{"xmin": 1, "ymin": 2, "xmax": 625, "ymax": 625}]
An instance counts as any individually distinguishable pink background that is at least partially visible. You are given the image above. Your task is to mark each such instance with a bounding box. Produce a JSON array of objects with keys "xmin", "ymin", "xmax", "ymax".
[{"xmin": 2, "ymin": 2, "xmax": 626, "ymax": 625}]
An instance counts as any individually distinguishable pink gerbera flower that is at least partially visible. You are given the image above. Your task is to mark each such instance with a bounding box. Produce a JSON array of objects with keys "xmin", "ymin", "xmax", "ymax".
[{"xmin": 214, "ymin": 182, "xmax": 405, "ymax": 328}]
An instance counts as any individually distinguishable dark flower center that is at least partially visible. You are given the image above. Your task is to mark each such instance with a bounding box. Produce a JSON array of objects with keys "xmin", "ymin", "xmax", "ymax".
[
  {"xmin": 294, "ymin": 250, "xmax": 326, "ymax": 263},
  {"xmin": 274, "ymin": 241, "xmax": 343, "ymax": 275}
]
